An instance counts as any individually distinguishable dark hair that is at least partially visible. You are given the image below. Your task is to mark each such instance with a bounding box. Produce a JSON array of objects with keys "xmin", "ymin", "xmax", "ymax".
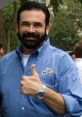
[
  {"xmin": 17, "ymin": 1, "xmax": 50, "ymax": 26},
  {"xmin": 0, "ymin": 44, "xmax": 3, "ymax": 49},
  {"xmin": 74, "ymin": 41, "xmax": 82, "ymax": 58}
]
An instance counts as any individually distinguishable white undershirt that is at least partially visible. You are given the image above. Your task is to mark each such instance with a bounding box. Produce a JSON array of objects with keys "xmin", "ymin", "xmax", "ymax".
[{"xmin": 22, "ymin": 54, "xmax": 30, "ymax": 68}]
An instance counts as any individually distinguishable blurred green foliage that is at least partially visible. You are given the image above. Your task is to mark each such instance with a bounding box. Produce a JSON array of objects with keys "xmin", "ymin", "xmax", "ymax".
[{"xmin": 1, "ymin": 0, "xmax": 82, "ymax": 51}]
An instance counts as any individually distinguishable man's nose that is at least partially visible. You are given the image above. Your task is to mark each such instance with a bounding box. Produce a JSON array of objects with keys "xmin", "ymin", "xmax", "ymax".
[{"xmin": 28, "ymin": 25, "xmax": 35, "ymax": 32}]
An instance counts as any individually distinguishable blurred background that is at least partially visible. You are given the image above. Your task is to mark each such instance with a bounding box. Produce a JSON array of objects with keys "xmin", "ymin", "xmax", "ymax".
[{"xmin": 0, "ymin": 0, "xmax": 82, "ymax": 54}]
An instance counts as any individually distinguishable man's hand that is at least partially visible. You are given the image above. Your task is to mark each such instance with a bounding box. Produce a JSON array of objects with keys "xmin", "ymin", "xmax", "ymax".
[{"xmin": 20, "ymin": 64, "xmax": 42, "ymax": 96}]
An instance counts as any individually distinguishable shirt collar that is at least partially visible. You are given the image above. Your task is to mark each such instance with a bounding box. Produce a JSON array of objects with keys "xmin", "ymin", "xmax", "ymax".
[
  {"xmin": 38, "ymin": 38, "xmax": 50, "ymax": 57},
  {"xmin": 16, "ymin": 38, "xmax": 50, "ymax": 58}
]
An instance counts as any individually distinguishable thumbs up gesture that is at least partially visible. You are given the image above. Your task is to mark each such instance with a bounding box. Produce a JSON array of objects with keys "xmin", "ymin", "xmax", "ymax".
[{"xmin": 20, "ymin": 64, "xmax": 42, "ymax": 96}]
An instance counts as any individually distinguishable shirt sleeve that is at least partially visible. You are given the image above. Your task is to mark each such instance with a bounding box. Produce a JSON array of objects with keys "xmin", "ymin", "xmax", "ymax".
[{"xmin": 58, "ymin": 54, "xmax": 82, "ymax": 116}]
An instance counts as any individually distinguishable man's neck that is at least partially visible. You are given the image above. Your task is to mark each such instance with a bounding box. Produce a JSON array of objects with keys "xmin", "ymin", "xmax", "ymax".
[{"xmin": 22, "ymin": 46, "xmax": 37, "ymax": 55}]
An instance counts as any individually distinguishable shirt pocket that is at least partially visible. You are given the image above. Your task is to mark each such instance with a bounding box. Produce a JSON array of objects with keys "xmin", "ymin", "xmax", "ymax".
[{"xmin": 40, "ymin": 73, "xmax": 59, "ymax": 92}]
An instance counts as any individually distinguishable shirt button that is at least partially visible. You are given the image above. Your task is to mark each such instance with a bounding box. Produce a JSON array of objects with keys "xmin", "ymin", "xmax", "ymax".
[{"xmin": 21, "ymin": 106, "xmax": 25, "ymax": 110}]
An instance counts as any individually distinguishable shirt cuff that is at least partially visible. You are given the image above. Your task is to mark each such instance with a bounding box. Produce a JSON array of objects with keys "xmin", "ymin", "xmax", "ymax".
[{"xmin": 61, "ymin": 94, "xmax": 77, "ymax": 113}]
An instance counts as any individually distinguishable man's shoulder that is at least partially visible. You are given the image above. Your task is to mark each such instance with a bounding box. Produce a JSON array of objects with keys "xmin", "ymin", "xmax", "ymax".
[
  {"xmin": 49, "ymin": 45, "xmax": 67, "ymax": 57},
  {"xmin": 48, "ymin": 45, "xmax": 74, "ymax": 65},
  {"xmin": 0, "ymin": 50, "xmax": 16, "ymax": 62}
]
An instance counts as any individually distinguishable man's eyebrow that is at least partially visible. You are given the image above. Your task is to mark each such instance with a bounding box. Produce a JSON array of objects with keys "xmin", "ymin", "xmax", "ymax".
[
  {"xmin": 20, "ymin": 21, "xmax": 29, "ymax": 24},
  {"xmin": 20, "ymin": 21, "xmax": 43, "ymax": 25}
]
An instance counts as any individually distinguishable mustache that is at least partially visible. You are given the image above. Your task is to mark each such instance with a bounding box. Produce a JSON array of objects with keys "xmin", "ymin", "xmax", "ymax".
[{"xmin": 21, "ymin": 32, "xmax": 40, "ymax": 39}]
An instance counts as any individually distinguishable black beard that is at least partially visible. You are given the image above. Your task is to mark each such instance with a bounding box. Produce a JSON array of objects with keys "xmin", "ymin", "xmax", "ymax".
[{"xmin": 17, "ymin": 31, "xmax": 47, "ymax": 49}]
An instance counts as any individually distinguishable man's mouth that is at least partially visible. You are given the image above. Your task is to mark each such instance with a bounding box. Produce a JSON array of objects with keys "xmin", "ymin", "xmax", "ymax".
[{"xmin": 24, "ymin": 37, "xmax": 38, "ymax": 41}]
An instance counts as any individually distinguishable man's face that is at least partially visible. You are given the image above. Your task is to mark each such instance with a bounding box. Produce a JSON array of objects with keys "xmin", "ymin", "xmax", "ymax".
[{"xmin": 17, "ymin": 10, "xmax": 50, "ymax": 49}]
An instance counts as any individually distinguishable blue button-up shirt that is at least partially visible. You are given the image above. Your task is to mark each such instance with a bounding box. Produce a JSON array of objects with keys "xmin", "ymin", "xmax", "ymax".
[{"xmin": 0, "ymin": 40, "xmax": 82, "ymax": 117}]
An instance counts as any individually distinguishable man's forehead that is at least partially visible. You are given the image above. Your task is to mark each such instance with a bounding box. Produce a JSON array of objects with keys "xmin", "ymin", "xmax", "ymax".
[
  {"xmin": 20, "ymin": 10, "xmax": 45, "ymax": 19},
  {"xmin": 19, "ymin": 10, "xmax": 46, "ymax": 25}
]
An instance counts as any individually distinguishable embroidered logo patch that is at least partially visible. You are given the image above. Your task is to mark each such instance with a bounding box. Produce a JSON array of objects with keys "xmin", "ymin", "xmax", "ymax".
[{"xmin": 42, "ymin": 68, "xmax": 53, "ymax": 76}]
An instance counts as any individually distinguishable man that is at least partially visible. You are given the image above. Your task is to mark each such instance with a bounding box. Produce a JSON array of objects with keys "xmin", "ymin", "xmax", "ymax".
[
  {"xmin": 0, "ymin": 44, "xmax": 4, "ymax": 58},
  {"xmin": 0, "ymin": 1, "xmax": 82, "ymax": 117},
  {"xmin": 74, "ymin": 41, "xmax": 82, "ymax": 84}
]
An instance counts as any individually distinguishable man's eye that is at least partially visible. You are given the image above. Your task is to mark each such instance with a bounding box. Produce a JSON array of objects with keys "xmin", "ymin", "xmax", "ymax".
[
  {"xmin": 21, "ymin": 22, "xmax": 30, "ymax": 26},
  {"xmin": 34, "ymin": 23, "xmax": 42, "ymax": 28},
  {"xmin": 34, "ymin": 25, "xmax": 41, "ymax": 28}
]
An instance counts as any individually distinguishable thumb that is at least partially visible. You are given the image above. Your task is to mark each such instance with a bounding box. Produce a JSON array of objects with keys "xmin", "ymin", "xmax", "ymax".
[{"xmin": 30, "ymin": 64, "xmax": 38, "ymax": 77}]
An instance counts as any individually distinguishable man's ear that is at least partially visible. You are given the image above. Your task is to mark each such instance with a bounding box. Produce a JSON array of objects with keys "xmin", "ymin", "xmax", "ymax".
[{"xmin": 46, "ymin": 23, "xmax": 51, "ymax": 35}]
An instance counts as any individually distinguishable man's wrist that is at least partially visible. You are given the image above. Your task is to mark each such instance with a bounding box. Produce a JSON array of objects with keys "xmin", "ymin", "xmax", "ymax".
[{"xmin": 35, "ymin": 84, "xmax": 46, "ymax": 100}]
